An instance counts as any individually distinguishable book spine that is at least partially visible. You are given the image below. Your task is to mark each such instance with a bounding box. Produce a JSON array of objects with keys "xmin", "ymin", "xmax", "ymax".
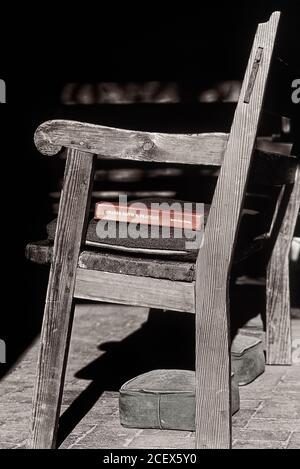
[{"xmin": 94, "ymin": 203, "xmax": 202, "ymax": 230}]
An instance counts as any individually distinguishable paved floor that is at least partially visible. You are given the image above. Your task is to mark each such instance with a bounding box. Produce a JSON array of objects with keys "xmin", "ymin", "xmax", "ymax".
[{"xmin": 0, "ymin": 303, "xmax": 299, "ymax": 449}]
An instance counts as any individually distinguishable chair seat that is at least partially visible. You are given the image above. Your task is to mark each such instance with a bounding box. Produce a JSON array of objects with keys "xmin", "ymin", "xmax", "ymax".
[
  {"xmin": 26, "ymin": 240, "xmax": 197, "ymax": 281},
  {"xmin": 26, "ymin": 231, "xmax": 266, "ymax": 283},
  {"xmin": 27, "ymin": 197, "xmax": 267, "ymax": 282}
]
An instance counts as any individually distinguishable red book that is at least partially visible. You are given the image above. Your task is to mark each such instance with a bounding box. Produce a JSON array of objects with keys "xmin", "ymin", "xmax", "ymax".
[{"xmin": 94, "ymin": 202, "xmax": 202, "ymax": 230}]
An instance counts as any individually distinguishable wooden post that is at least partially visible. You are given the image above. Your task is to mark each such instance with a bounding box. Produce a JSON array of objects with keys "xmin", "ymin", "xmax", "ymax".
[
  {"xmin": 266, "ymin": 165, "xmax": 300, "ymax": 364},
  {"xmin": 30, "ymin": 149, "xmax": 95, "ymax": 449},
  {"xmin": 194, "ymin": 12, "xmax": 280, "ymax": 449}
]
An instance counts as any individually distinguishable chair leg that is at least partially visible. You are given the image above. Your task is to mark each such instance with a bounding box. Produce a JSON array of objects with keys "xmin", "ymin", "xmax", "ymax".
[
  {"xmin": 266, "ymin": 249, "xmax": 292, "ymax": 365},
  {"xmin": 194, "ymin": 284, "xmax": 231, "ymax": 449},
  {"xmin": 29, "ymin": 149, "xmax": 95, "ymax": 448},
  {"xmin": 266, "ymin": 167, "xmax": 300, "ymax": 365},
  {"xmin": 30, "ymin": 290, "xmax": 76, "ymax": 449}
]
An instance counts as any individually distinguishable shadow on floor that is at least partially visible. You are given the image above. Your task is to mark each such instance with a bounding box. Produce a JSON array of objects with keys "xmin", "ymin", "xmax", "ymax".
[
  {"xmin": 58, "ymin": 309, "xmax": 195, "ymax": 445},
  {"xmin": 57, "ymin": 282, "xmax": 266, "ymax": 445}
]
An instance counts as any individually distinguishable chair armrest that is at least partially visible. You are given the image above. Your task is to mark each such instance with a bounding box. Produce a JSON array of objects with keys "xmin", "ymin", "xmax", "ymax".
[{"xmin": 34, "ymin": 119, "xmax": 228, "ymax": 166}]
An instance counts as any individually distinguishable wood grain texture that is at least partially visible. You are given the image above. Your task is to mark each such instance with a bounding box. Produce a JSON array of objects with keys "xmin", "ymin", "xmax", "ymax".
[
  {"xmin": 266, "ymin": 165, "xmax": 300, "ymax": 365},
  {"xmin": 30, "ymin": 149, "xmax": 95, "ymax": 449},
  {"xmin": 34, "ymin": 119, "xmax": 295, "ymax": 183},
  {"xmin": 77, "ymin": 249, "xmax": 196, "ymax": 282},
  {"xmin": 74, "ymin": 268, "xmax": 195, "ymax": 313},
  {"xmin": 34, "ymin": 119, "xmax": 228, "ymax": 165},
  {"xmin": 194, "ymin": 12, "xmax": 280, "ymax": 449}
]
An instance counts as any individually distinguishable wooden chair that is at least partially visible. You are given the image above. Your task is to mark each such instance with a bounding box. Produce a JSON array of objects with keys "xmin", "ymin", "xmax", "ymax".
[{"xmin": 26, "ymin": 12, "xmax": 300, "ymax": 448}]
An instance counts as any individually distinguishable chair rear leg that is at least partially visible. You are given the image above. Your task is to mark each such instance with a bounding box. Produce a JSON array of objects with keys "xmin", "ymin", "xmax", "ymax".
[
  {"xmin": 266, "ymin": 252, "xmax": 291, "ymax": 365},
  {"xmin": 30, "ymin": 149, "xmax": 95, "ymax": 448},
  {"xmin": 267, "ymin": 166, "xmax": 300, "ymax": 365}
]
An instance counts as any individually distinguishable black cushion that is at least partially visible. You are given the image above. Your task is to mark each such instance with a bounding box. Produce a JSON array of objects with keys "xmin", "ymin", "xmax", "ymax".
[
  {"xmin": 47, "ymin": 198, "xmax": 207, "ymax": 258},
  {"xmin": 27, "ymin": 198, "xmax": 265, "ymax": 281}
]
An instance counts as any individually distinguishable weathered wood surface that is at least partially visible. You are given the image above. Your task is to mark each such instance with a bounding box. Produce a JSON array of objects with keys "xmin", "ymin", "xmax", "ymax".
[
  {"xmin": 75, "ymin": 268, "xmax": 195, "ymax": 313},
  {"xmin": 26, "ymin": 241, "xmax": 195, "ymax": 281},
  {"xmin": 34, "ymin": 120, "xmax": 296, "ymax": 186},
  {"xmin": 194, "ymin": 12, "xmax": 280, "ymax": 449},
  {"xmin": 30, "ymin": 149, "xmax": 95, "ymax": 449},
  {"xmin": 26, "ymin": 232, "xmax": 267, "ymax": 282},
  {"xmin": 78, "ymin": 250, "xmax": 195, "ymax": 282},
  {"xmin": 35, "ymin": 120, "xmax": 228, "ymax": 165},
  {"xmin": 266, "ymin": 165, "xmax": 300, "ymax": 364}
]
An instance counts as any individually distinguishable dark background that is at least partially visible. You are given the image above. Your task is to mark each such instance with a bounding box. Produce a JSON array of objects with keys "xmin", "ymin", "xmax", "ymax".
[{"xmin": 0, "ymin": 1, "xmax": 299, "ymax": 377}]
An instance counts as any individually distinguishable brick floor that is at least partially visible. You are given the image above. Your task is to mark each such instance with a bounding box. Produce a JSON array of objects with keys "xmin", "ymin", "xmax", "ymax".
[{"xmin": 0, "ymin": 303, "xmax": 299, "ymax": 449}]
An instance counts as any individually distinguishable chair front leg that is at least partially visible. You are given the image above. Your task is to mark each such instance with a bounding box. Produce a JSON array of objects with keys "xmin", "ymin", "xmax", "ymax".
[
  {"xmin": 194, "ymin": 273, "xmax": 232, "ymax": 449},
  {"xmin": 30, "ymin": 149, "xmax": 95, "ymax": 449}
]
